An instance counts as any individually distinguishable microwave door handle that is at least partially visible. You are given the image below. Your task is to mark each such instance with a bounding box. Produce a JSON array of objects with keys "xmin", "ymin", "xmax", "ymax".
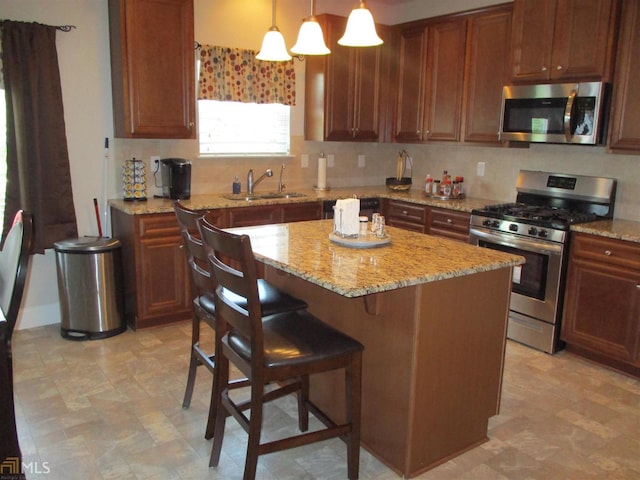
[{"xmin": 564, "ymin": 89, "xmax": 577, "ymax": 142}]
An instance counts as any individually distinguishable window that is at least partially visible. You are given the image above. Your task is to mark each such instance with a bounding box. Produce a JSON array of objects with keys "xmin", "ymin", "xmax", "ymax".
[{"xmin": 198, "ymin": 100, "xmax": 290, "ymax": 157}]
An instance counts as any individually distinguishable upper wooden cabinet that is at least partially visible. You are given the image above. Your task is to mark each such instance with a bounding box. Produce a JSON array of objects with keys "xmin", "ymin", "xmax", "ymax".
[
  {"xmin": 394, "ymin": 18, "xmax": 467, "ymax": 143},
  {"xmin": 305, "ymin": 15, "xmax": 390, "ymax": 142},
  {"xmin": 509, "ymin": 0, "xmax": 620, "ymax": 83},
  {"xmin": 462, "ymin": 5, "xmax": 512, "ymax": 143},
  {"xmin": 394, "ymin": 5, "xmax": 512, "ymax": 145},
  {"xmin": 607, "ymin": 0, "xmax": 640, "ymax": 153},
  {"xmin": 108, "ymin": 0, "xmax": 196, "ymax": 139}
]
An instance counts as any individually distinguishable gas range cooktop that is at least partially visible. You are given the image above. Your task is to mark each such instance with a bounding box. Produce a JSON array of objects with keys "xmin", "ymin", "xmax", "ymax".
[
  {"xmin": 470, "ymin": 170, "xmax": 617, "ymax": 243},
  {"xmin": 472, "ymin": 202, "xmax": 598, "ymax": 230}
]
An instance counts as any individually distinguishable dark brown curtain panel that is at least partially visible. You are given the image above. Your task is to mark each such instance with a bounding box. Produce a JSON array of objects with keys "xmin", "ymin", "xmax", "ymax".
[{"xmin": 1, "ymin": 21, "xmax": 77, "ymax": 253}]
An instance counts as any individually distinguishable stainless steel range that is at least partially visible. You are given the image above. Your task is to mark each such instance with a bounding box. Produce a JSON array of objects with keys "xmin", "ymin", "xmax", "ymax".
[{"xmin": 469, "ymin": 170, "xmax": 616, "ymax": 353}]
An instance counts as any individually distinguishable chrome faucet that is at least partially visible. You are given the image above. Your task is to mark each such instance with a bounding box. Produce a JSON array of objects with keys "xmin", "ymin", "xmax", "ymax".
[
  {"xmin": 278, "ymin": 163, "xmax": 286, "ymax": 193},
  {"xmin": 247, "ymin": 168, "xmax": 273, "ymax": 194}
]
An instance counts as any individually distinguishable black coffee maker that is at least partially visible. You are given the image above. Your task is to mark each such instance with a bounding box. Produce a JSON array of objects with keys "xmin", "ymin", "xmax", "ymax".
[{"xmin": 156, "ymin": 158, "xmax": 191, "ymax": 199}]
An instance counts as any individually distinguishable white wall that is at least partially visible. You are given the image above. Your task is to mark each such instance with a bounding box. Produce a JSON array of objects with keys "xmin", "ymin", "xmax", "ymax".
[{"xmin": 2, "ymin": 0, "xmax": 639, "ymax": 330}]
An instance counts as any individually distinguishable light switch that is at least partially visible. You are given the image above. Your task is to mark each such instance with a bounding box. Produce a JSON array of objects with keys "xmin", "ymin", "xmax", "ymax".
[
  {"xmin": 477, "ymin": 162, "xmax": 485, "ymax": 177},
  {"xmin": 327, "ymin": 154, "xmax": 335, "ymax": 168},
  {"xmin": 358, "ymin": 155, "xmax": 365, "ymax": 168}
]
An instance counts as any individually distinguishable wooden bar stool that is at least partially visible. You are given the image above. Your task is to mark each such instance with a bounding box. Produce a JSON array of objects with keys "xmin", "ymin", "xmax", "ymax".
[
  {"xmin": 198, "ymin": 216, "xmax": 364, "ymax": 480},
  {"xmin": 173, "ymin": 203, "xmax": 307, "ymax": 438}
]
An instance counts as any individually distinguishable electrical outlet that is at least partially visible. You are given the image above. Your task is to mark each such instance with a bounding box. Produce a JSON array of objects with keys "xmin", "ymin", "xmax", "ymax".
[
  {"xmin": 477, "ymin": 161, "xmax": 485, "ymax": 177},
  {"xmin": 327, "ymin": 154, "xmax": 335, "ymax": 168},
  {"xmin": 358, "ymin": 155, "xmax": 365, "ymax": 168},
  {"xmin": 301, "ymin": 154, "xmax": 309, "ymax": 168},
  {"xmin": 151, "ymin": 156, "xmax": 160, "ymax": 171}
]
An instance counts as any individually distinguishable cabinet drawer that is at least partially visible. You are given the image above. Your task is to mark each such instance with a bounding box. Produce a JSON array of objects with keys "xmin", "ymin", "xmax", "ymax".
[
  {"xmin": 386, "ymin": 200, "xmax": 428, "ymax": 224},
  {"xmin": 571, "ymin": 233, "xmax": 640, "ymax": 270},
  {"xmin": 429, "ymin": 208, "xmax": 470, "ymax": 241},
  {"xmin": 138, "ymin": 213, "xmax": 181, "ymax": 238}
]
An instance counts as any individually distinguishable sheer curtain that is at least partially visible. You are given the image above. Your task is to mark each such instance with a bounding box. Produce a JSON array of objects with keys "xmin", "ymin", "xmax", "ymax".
[{"xmin": 1, "ymin": 20, "xmax": 77, "ymax": 253}]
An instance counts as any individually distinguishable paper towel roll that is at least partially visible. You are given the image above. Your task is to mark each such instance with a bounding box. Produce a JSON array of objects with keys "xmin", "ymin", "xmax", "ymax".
[{"xmin": 317, "ymin": 154, "xmax": 327, "ymax": 190}]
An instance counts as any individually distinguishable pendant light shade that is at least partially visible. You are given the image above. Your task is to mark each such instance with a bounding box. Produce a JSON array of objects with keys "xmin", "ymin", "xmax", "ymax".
[
  {"xmin": 338, "ymin": 1, "xmax": 383, "ymax": 47},
  {"xmin": 256, "ymin": 0, "xmax": 292, "ymax": 61},
  {"xmin": 291, "ymin": 0, "xmax": 330, "ymax": 56}
]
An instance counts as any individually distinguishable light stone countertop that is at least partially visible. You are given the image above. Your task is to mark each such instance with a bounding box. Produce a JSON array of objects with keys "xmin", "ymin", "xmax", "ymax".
[
  {"xmin": 228, "ymin": 219, "xmax": 525, "ymax": 298},
  {"xmin": 108, "ymin": 186, "xmax": 500, "ymax": 215},
  {"xmin": 571, "ymin": 219, "xmax": 640, "ymax": 244}
]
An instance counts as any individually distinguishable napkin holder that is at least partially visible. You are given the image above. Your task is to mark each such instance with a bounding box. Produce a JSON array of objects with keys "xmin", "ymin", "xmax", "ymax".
[{"xmin": 333, "ymin": 198, "xmax": 360, "ymax": 238}]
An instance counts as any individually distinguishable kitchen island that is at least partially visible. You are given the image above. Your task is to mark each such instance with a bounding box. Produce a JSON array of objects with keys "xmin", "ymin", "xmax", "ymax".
[{"xmin": 227, "ymin": 220, "xmax": 524, "ymax": 478}]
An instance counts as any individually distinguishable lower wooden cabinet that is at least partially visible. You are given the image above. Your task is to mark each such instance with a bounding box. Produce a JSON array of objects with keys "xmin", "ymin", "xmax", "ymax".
[
  {"xmin": 428, "ymin": 207, "xmax": 471, "ymax": 242},
  {"xmin": 111, "ymin": 201, "xmax": 322, "ymax": 329},
  {"xmin": 561, "ymin": 233, "xmax": 640, "ymax": 377},
  {"xmin": 384, "ymin": 199, "xmax": 428, "ymax": 233}
]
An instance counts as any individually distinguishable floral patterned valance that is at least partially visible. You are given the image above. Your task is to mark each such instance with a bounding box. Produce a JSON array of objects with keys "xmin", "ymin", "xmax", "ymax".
[{"xmin": 198, "ymin": 45, "xmax": 295, "ymax": 106}]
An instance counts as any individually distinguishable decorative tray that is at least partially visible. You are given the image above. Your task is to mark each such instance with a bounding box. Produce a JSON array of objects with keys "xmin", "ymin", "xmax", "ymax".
[
  {"xmin": 426, "ymin": 193, "xmax": 465, "ymax": 200},
  {"xmin": 329, "ymin": 232, "xmax": 391, "ymax": 248}
]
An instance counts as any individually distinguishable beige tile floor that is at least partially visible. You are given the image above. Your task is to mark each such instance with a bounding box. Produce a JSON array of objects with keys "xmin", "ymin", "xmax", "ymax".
[{"xmin": 11, "ymin": 322, "xmax": 640, "ymax": 480}]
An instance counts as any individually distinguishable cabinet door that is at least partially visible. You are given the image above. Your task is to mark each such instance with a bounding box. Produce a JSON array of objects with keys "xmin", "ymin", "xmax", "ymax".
[
  {"xmin": 551, "ymin": 0, "xmax": 618, "ymax": 81},
  {"xmin": 394, "ymin": 25, "xmax": 428, "ymax": 142},
  {"xmin": 109, "ymin": 0, "xmax": 195, "ymax": 138},
  {"xmin": 562, "ymin": 257, "xmax": 640, "ymax": 365},
  {"xmin": 608, "ymin": 0, "xmax": 640, "ymax": 153},
  {"xmin": 424, "ymin": 19, "xmax": 467, "ymax": 142},
  {"xmin": 509, "ymin": 0, "xmax": 556, "ymax": 82},
  {"xmin": 324, "ymin": 16, "xmax": 355, "ymax": 141},
  {"xmin": 463, "ymin": 6, "xmax": 512, "ymax": 143},
  {"xmin": 352, "ymin": 41, "xmax": 385, "ymax": 141},
  {"xmin": 136, "ymin": 215, "xmax": 191, "ymax": 329},
  {"xmin": 282, "ymin": 202, "xmax": 322, "ymax": 223},
  {"xmin": 227, "ymin": 205, "xmax": 281, "ymax": 227}
]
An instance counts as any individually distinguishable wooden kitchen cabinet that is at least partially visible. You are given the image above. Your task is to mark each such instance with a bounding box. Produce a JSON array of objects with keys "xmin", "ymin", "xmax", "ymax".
[
  {"xmin": 607, "ymin": 0, "xmax": 640, "ymax": 153},
  {"xmin": 305, "ymin": 15, "xmax": 390, "ymax": 142},
  {"xmin": 111, "ymin": 209, "xmax": 222, "ymax": 330},
  {"xmin": 108, "ymin": 0, "xmax": 196, "ymax": 138},
  {"xmin": 227, "ymin": 202, "xmax": 322, "ymax": 227},
  {"xmin": 509, "ymin": 0, "xmax": 620, "ymax": 83},
  {"xmin": 561, "ymin": 233, "xmax": 640, "ymax": 377},
  {"xmin": 384, "ymin": 199, "xmax": 428, "ymax": 233},
  {"xmin": 394, "ymin": 17, "xmax": 467, "ymax": 143},
  {"xmin": 462, "ymin": 5, "xmax": 512, "ymax": 144},
  {"xmin": 428, "ymin": 208, "xmax": 471, "ymax": 243}
]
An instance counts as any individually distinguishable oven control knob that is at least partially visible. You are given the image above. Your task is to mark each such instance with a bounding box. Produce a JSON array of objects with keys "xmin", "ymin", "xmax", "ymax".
[
  {"xmin": 492, "ymin": 220, "xmax": 500, "ymax": 228},
  {"xmin": 482, "ymin": 219, "xmax": 492, "ymax": 227},
  {"xmin": 538, "ymin": 229, "xmax": 548, "ymax": 238},
  {"xmin": 528, "ymin": 227, "xmax": 538, "ymax": 236},
  {"xmin": 509, "ymin": 223, "xmax": 519, "ymax": 232}
]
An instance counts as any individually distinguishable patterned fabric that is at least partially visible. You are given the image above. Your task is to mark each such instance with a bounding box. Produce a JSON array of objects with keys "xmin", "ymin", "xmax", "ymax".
[
  {"xmin": 0, "ymin": 24, "xmax": 3, "ymax": 89},
  {"xmin": 198, "ymin": 45, "xmax": 295, "ymax": 106}
]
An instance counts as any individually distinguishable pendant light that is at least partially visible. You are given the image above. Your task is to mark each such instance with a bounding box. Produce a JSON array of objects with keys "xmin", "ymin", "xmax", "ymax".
[
  {"xmin": 256, "ymin": 0, "xmax": 292, "ymax": 61},
  {"xmin": 338, "ymin": 1, "xmax": 383, "ymax": 47},
  {"xmin": 291, "ymin": 0, "xmax": 331, "ymax": 56}
]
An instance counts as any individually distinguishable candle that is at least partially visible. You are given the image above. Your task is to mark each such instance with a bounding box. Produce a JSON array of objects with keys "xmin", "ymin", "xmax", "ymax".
[{"xmin": 317, "ymin": 154, "xmax": 327, "ymax": 190}]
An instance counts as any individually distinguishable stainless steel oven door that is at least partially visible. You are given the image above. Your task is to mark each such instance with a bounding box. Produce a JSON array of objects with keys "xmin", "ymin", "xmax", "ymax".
[{"xmin": 469, "ymin": 226, "xmax": 564, "ymax": 324}]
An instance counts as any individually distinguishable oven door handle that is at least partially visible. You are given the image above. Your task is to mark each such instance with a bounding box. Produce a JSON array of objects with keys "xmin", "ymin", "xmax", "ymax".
[{"xmin": 470, "ymin": 227, "xmax": 563, "ymax": 256}]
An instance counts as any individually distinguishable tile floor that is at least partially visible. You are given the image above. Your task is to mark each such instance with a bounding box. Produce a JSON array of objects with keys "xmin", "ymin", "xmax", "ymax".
[{"xmin": 11, "ymin": 322, "xmax": 640, "ymax": 480}]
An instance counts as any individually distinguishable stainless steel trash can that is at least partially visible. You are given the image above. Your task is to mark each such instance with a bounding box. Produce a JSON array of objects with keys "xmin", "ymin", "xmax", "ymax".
[{"xmin": 54, "ymin": 237, "xmax": 126, "ymax": 340}]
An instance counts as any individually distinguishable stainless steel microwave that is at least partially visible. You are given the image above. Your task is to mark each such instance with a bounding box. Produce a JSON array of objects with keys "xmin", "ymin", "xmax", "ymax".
[{"xmin": 499, "ymin": 82, "xmax": 608, "ymax": 145}]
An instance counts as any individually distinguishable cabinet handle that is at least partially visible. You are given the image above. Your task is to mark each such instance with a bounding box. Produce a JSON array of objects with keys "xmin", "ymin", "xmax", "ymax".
[
  {"xmin": 446, "ymin": 218, "xmax": 453, "ymax": 224},
  {"xmin": 604, "ymin": 250, "xmax": 612, "ymax": 256},
  {"xmin": 188, "ymin": 121, "xmax": 194, "ymax": 129},
  {"xmin": 402, "ymin": 210, "xmax": 408, "ymax": 215},
  {"xmin": 556, "ymin": 65, "xmax": 563, "ymax": 70},
  {"xmin": 541, "ymin": 65, "xmax": 548, "ymax": 71}
]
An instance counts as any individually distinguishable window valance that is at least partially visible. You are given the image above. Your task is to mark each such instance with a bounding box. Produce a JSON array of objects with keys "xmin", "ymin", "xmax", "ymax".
[{"xmin": 198, "ymin": 45, "xmax": 295, "ymax": 106}]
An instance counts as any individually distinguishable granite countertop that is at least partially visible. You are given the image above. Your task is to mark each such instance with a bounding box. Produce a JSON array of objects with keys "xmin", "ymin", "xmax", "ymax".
[
  {"xmin": 228, "ymin": 219, "xmax": 525, "ymax": 297},
  {"xmin": 571, "ymin": 219, "xmax": 640, "ymax": 244},
  {"xmin": 108, "ymin": 186, "xmax": 499, "ymax": 215}
]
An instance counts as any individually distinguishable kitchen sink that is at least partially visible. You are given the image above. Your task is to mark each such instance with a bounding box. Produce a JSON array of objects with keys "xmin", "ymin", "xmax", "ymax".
[{"xmin": 223, "ymin": 192, "xmax": 307, "ymax": 201}]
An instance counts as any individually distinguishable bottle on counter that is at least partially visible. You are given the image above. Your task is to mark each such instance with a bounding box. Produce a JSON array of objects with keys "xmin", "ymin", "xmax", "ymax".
[
  {"xmin": 455, "ymin": 176, "xmax": 464, "ymax": 197},
  {"xmin": 425, "ymin": 174, "xmax": 433, "ymax": 194},
  {"xmin": 232, "ymin": 176, "xmax": 241, "ymax": 194},
  {"xmin": 432, "ymin": 179, "xmax": 441, "ymax": 195},
  {"xmin": 441, "ymin": 170, "xmax": 452, "ymax": 196}
]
